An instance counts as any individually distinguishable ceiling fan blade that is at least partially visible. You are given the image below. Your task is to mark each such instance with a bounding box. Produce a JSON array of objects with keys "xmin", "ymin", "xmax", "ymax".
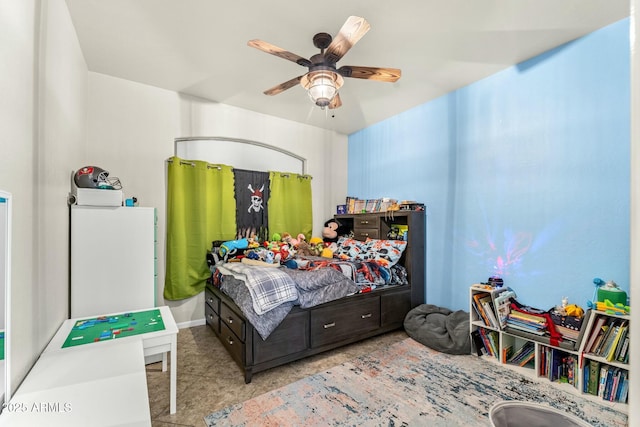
[
  {"xmin": 248, "ymin": 39, "xmax": 312, "ymax": 67},
  {"xmin": 324, "ymin": 16, "xmax": 371, "ymax": 64},
  {"xmin": 338, "ymin": 66, "xmax": 401, "ymax": 82},
  {"xmin": 328, "ymin": 93, "xmax": 342, "ymax": 109},
  {"xmin": 263, "ymin": 75, "xmax": 304, "ymax": 96}
]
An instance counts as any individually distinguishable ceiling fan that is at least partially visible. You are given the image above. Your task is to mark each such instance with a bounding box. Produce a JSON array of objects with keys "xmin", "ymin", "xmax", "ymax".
[{"xmin": 248, "ymin": 16, "xmax": 401, "ymax": 110}]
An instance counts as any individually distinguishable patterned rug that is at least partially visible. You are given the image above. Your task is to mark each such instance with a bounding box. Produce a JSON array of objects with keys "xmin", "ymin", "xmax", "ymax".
[{"xmin": 204, "ymin": 338, "xmax": 628, "ymax": 426}]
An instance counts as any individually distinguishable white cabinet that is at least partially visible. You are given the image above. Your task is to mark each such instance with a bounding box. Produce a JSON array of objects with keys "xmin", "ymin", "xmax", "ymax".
[{"xmin": 70, "ymin": 206, "xmax": 156, "ymax": 318}]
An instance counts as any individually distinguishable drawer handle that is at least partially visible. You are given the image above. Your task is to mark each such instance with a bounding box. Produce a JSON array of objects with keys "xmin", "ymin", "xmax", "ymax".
[
  {"xmin": 323, "ymin": 322, "xmax": 336, "ymax": 329},
  {"xmin": 360, "ymin": 232, "xmax": 369, "ymax": 237},
  {"xmin": 360, "ymin": 220, "xmax": 369, "ymax": 225},
  {"xmin": 208, "ymin": 297, "xmax": 213, "ymax": 303},
  {"xmin": 227, "ymin": 336, "xmax": 234, "ymax": 345},
  {"xmin": 361, "ymin": 313, "xmax": 372, "ymax": 319},
  {"xmin": 227, "ymin": 317, "xmax": 233, "ymax": 324},
  {"xmin": 208, "ymin": 314, "xmax": 213, "ymax": 320}
]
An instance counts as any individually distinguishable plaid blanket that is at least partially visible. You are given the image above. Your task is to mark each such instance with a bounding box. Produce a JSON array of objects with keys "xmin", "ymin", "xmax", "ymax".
[{"xmin": 217, "ymin": 262, "xmax": 298, "ymax": 315}]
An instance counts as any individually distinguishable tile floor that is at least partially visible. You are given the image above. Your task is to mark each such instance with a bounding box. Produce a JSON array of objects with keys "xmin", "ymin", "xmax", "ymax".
[{"xmin": 146, "ymin": 324, "xmax": 408, "ymax": 426}]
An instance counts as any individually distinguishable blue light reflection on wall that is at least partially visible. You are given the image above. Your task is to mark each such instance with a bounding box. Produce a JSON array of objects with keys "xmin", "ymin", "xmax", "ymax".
[{"xmin": 348, "ymin": 19, "xmax": 630, "ymax": 311}]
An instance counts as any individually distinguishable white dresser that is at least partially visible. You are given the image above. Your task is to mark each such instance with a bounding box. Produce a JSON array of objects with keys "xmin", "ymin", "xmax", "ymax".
[{"xmin": 70, "ymin": 206, "xmax": 156, "ymax": 318}]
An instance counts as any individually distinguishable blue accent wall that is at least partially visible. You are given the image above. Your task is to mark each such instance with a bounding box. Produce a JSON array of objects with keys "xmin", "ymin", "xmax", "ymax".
[{"xmin": 348, "ymin": 19, "xmax": 630, "ymax": 311}]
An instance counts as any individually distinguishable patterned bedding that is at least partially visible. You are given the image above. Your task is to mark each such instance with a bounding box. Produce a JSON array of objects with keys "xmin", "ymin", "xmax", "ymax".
[{"xmin": 211, "ymin": 256, "xmax": 408, "ymax": 340}]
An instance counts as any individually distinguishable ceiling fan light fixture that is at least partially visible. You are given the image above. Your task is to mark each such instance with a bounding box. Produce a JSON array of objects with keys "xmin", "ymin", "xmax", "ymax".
[{"xmin": 301, "ymin": 71, "xmax": 344, "ymax": 108}]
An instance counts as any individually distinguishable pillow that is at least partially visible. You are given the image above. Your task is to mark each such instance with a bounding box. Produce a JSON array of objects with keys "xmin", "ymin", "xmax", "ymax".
[
  {"xmin": 334, "ymin": 237, "xmax": 364, "ymax": 260},
  {"xmin": 358, "ymin": 238, "xmax": 407, "ymax": 267}
]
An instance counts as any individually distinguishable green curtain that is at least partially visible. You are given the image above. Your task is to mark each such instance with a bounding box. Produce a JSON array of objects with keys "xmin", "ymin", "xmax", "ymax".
[
  {"xmin": 268, "ymin": 172, "xmax": 313, "ymax": 240},
  {"xmin": 164, "ymin": 157, "xmax": 236, "ymax": 300}
]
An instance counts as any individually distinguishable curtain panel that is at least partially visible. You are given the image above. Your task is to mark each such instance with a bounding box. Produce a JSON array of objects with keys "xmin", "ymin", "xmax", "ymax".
[
  {"xmin": 164, "ymin": 157, "xmax": 236, "ymax": 300},
  {"xmin": 268, "ymin": 172, "xmax": 313, "ymax": 240}
]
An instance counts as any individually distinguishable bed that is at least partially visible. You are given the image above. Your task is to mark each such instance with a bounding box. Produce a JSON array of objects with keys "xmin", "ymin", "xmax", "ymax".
[{"xmin": 204, "ymin": 211, "xmax": 425, "ymax": 383}]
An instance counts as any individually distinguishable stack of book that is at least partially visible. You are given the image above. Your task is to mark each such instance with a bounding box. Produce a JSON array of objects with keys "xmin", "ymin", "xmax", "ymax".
[
  {"xmin": 583, "ymin": 360, "xmax": 629, "ymax": 403},
  {"xmin": 583, "ymin": 317, "xmax": 629, "ymax": 363},
  {"xmin": 505, "ymin": 310, "xmax": 547, "ymax": 335},
  {"xmin": 471, "ymin": 328, "xmax": 499, "ymax": 358},
  {"xmin": 344, "ymin": 197, "xmax": 425, "ymax": 214},
  {"xmin": 471, "ymin": 292, "xmax": 500, "ymax": 329},
  {"xmin": 539, "ymin": 347, "xmax": 578, "ymax": 387},
  {"xmin": 506, "ymin": 341, "xmax": 535, "ymax": 367}
]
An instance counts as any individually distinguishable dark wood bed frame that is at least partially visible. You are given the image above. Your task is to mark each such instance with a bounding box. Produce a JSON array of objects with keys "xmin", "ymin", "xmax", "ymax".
[{"xmin": 205, "ymin": 211, "xmax": 425, "ymax": 383}]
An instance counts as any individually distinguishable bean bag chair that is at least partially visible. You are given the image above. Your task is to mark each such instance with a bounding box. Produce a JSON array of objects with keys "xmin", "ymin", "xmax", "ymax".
[{"xmin": 403, "ymin": 304, "xmax": 471, "ymax": 354}]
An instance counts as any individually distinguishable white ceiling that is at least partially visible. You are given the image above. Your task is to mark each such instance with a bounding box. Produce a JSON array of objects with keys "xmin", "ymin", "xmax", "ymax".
[{"xmin": 65, "ymin": 0, "xmax": 629, "ymax": 135}]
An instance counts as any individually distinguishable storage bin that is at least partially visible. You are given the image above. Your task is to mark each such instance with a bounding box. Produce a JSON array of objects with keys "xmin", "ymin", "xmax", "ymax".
[{"xmin": 489, "ymin": 401, "xmax": 591, "ymax": 427}]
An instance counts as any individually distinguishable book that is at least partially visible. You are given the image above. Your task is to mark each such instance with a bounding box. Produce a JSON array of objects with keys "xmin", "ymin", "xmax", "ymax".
[
  {"xmin": 471, "ymin": 330, "xmax": 486, "ymax": 356},
  {"xmin": 597, "ymin": 365, "xmax": 608, "ymax": 398},
  {"xmin": 518, "ymin": 350, "xmax": 535, "ymax": 367},
  {"xmin": 606, "ymin": 322, "xmax": 628, "ymax": 361},
  {"xmin": 603, "ymin": 367, "xmax": 616, "ymax": 401},
  {"xmin": 616, "ymin": 336, "xmax": 630, "ymax": 362},
  {"xmin": 507, "ymin": 341, "xmax": 534, "ymax": 365},
  {"xmin": 486, "ymin": 330, "xmax": 499, "ymax": 357},
  {"xmin": 587, "ymin": 360, "xmax": 600, "ymax": 395},
  {"xmin": 478, "ymin": 328, "xmax": 494, "ymax": 357},
  {"xmin": 493, "ymin": 289, "xmax": 515, "ymax": 329},
  {"xmin": 482, "ymin": 299, "xmax": 500, "ymax": 329},
  {"xmin": 610, "ymin": 368, "xmax": 622, "ymax": 402},
  {"xmin": 472, "ymin": 292, "xmax": 491, "ymax": 327},
  {"xmin": 618, "ymin": 373, "xmax": 629, "ymax": 403},
  {"xmin": 583, "ymin": 316, "xmax": 607, "ymax": 353},
  {"xmin": 613, "ymin": 326, "xmax": 629, "ymax": 361}
]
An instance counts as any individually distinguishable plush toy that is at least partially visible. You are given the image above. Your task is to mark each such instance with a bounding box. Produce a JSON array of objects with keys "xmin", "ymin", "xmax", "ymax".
[
  {"xmin": 219, "ymin": 238, "xmax": 249, "ymax": 257},
  {"xmin": 322, "ymin": 219, "xmax": 342, "ymax": 243},
  {"xmin": 282, "ymin": 232, "xmax": 306, "ymax": 247},
  {"xmin": 297, "ymin": 237, "xmax": 324, "ymax": 257},
  {"xmin": 321, "ymin": 242, "xmax": 337, "ymax": 258}
]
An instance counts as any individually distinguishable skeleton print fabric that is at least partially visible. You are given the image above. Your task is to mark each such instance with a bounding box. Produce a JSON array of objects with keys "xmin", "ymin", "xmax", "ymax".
[{"xmin": 234, "ymin": 169, "xmax": 269, "ymax": 239}]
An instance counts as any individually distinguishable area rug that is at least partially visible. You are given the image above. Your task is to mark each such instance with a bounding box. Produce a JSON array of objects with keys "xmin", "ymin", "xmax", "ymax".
[{"xmin": 204, "ymin": 338, "xmax": 628, "ymax": 426}]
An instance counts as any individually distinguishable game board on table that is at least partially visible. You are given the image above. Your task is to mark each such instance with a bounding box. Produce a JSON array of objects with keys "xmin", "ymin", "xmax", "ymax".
[{"xmin": 62, "ymin": 308, "xmax": 166, "ymax": 348}]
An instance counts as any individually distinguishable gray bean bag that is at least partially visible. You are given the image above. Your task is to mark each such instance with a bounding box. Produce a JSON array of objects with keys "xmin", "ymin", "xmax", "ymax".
[{"xmin": 403, "ymin": 304, "xmax": 471, "ymax": 354}]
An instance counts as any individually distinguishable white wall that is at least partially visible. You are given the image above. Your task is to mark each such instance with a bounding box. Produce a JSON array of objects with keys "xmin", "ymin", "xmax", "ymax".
[
  {"xmin": 0, "ymin": 0, "xmax": 87, "ymax": 396},
  {"xmin": 85, "ymin": 72, "xmax": 348, "ymax": 324}
]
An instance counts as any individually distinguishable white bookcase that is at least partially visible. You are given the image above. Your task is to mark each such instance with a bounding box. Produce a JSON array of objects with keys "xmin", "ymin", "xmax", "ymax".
[
  {"xmin": 469, "ymin": 284, "xmax": 629, "ymax": 407},
  {"xmin": 70, "ymin": 206, "xmax": 156, "ymax": 318}
]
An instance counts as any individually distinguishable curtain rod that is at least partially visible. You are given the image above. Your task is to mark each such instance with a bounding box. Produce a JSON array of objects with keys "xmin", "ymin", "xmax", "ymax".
[{"xmin": 174, "ymin": 136, "xmax": 307, "ymax": 175}]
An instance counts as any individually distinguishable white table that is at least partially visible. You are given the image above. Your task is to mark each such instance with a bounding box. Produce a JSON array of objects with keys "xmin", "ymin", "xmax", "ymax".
[
  {"xmin": 0, "ymin": 340, "xmax": 151, "ymax": 426},
  {"xmin": 43, "ymin": 306, "xmax": 178, "ymax": 414}
]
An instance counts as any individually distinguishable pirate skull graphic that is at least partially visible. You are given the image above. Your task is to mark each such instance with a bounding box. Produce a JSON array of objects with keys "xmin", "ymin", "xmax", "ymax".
[{"xmin": 248, "ymin": 184, "xmax": 265, "ymax": 213}]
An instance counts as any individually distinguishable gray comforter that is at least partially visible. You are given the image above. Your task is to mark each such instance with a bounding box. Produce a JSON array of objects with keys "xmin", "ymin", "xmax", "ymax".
[{"xmin": 219, "ymin": 265, "xmax": 358, "ymax": 340}]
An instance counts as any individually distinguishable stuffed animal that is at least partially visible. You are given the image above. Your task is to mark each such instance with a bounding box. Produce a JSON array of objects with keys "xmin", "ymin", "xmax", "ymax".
[
  {"xmin": 282, "ymin": 232, "xmax": 306, "ymax": 247},
  {"xmin": 297, "ymin": 237, "xmax": 324, "ymax": 257},
  {"xmin": 219, "ymin": 238, "xmax": 249, "ymax": 257},
  {"xmin": 323, "ymin": 219, "xmax": 348, "ymax": 243}
]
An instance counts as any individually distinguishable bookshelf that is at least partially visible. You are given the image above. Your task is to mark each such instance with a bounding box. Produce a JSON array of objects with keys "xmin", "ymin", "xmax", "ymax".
[
  {"xmin": 578, "ymin": 310, "xmax": 630, "ymax": 403},
  {"xmin": 469, "ymin": 285, "xmax": 629, "ymax": 407}
]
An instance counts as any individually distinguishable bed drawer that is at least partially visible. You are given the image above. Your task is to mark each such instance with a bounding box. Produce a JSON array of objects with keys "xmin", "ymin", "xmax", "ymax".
[
  {"xmin": 253, "ymin": 309, "xmax": 310, "ymax": 364},
  {"xmin": 205, "ymin": 287, "xmax": 220, "ymax": 314},
  {"xmin": 220, "ymin": 322, "xmax": 244, "ymax": 364},
  {"xmin": 205, "ymin": 301, "xmax": 220, "ymax": 334},
  {"xmin": 381, "ymin": 290, "xmax": 411, "ymax": 327},
  {"xmin": 220, "ymin": 302, "xmax": 246, "ymax": 342},
  {"xmin": 310, "ymin": 296, "xmax": 380, "ymax": 348}
]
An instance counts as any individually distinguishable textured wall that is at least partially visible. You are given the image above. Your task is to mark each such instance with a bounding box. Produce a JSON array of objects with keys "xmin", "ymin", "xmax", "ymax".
[{"xmin": 349, "ymin": 19, "xmax": 630, "ymax": 311}]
